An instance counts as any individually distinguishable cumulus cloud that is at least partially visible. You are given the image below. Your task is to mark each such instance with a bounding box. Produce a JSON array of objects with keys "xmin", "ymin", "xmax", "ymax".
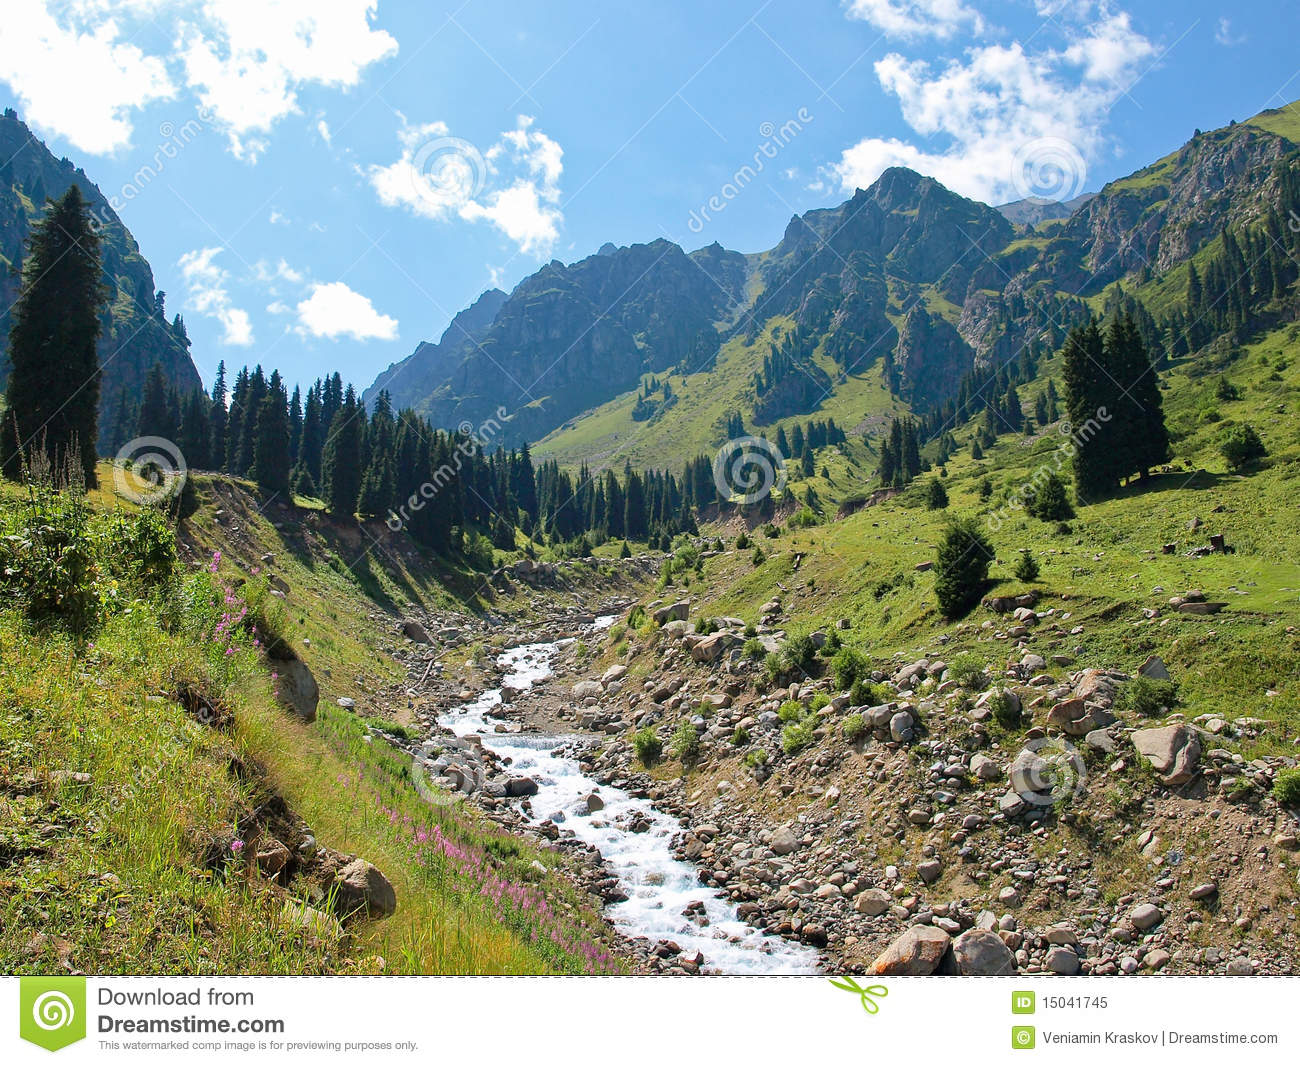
[
  {"xmin": 178, "ymin": 246, "xmax": 254, "ymax": 346},
  {"xmin": 0, "ymin": 1, "xmax": 396, "ymax": 157},
  {"xmin": 0, "ymin": 4, "xmax": 174, "ymax": 154},
  {"xmin": 368, "ymin": 115, "xmax": 565, "ymax": 255},
  {"xmin": 833, "ymin": 2, "xmax": 1156, "ymax": 204},
  {"xmin": 1214, "ymin": 18, "xmax": 1245, "ymax": 47},
  {"xmin": 844, "ymin": 0, "xmax": 983, "ymax": 39},
  {"xmin": 295, "ymin": 281, "xmax": 398, "ymax": 341}
]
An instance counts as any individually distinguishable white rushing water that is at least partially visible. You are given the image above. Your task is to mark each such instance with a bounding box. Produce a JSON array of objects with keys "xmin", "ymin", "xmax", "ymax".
[{"xmin": 439, "ymin": 619, "xmax": 820, "ymax": 975}]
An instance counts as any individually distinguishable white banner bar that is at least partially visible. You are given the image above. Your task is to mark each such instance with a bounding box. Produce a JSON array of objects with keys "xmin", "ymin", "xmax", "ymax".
[{"xmin": 2, "ymin": 976, "xmax": 1295, "ymax": 1062}]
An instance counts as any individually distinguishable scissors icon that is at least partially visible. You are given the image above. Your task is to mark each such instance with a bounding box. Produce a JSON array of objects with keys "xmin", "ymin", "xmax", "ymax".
[{"xmin": 829, "ymin": 977, "xmax": 889, "ymax": 1014}]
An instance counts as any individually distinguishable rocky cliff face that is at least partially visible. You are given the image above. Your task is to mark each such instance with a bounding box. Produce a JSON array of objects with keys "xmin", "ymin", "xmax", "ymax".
[{"xmin": 0, "ymin": 111, "xmax": 203, "ymax": 450}]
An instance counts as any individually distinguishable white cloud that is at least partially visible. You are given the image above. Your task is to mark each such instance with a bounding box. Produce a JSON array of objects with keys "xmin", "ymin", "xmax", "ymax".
[
  {"xmin": 253, "ymin": 257, "xmax": 304, "ymax": 284},
  {"xmin": 317, "ymin": 118, "xmax": 332, "ymax": 145},
  {"xmin": 295, "ymin": 281, "xmax": 398, "ymax": 341},
  {"xmin": 177, "ymin": 0, "xmax": 397, "ymax": 156},
  {"xmin": 268, "ymin": 208, "xmax": 288, "ymax": 224},
  {"xmin": 368, "ymin": 115, "xmax": 565, "ymax": 255},
  {"xmin": 178, "ymin": 246, "xmax": 254, "ymax": 346},
  {"xmin": 844, "ymin": 0, "xmax": 983, "ymax": 39},
  {"xmin": 1214, "ymin": 18, "xmax": 1245, "ymax": 47},
  {"xmin": 833, "ymin": 3, "xmax": 1156, "ymax": 204},
  {"xmin": 0, "ymin": 1, "xmax": 395, "ymax": 158},
  {"xmin": 0, "ymin": 4, "xmax": 174, "ymax": 154}
]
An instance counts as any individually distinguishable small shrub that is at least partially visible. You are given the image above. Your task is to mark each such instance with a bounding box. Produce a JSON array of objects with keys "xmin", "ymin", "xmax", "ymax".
[
  {"xmin": 843, "ymin": 713, "xmax": 867, "ymax": 743},
  {"xmin": 924, "ymin": 478, "xmax": 949, "ymax": 510},
  {"xmin": 743, "ymin": 749, "xmax": 768, "ymax": 769},
  {"xmin": 743, "ymin": 637, "xmax": 765, "ymax": 660},
  {"xmin": 1115, "ymin": 676, "xmax": 1179, "ymax": 718},
  {"xmin": 731, "ymin": 725, "xmax": 750, "ymax": 746},
  {"xmin": 627, "ymin": 605, "xmax": 647, "ymax": 628},
  {"xmin": 1219, "ymin": 423, "xmax": 1267, "ymax": 471},
  {"xmin": 670, "ymin": 721, "xmax": 700, "ymax": 763},
  {"xmin": 1013, "ymin": 548, "xmax": 1040, "ymax": 582},
  {"xmin": 1271, "ymin": 768, "xmax": 1300, "ymax": 807},
  {"xmin": 849, "ymin": 677, "xmax": 884, "ymax": 707},
  {"xmin": 633, "ymin": 727, "xmax": 662, "ymax": 766},
  {"xmin": 782, "ymin": 633, "xmax": 819, "ymax": 674},
  {"xmin": 832, "ymin": 646, "xmax": 867, "ymax": 689},
  {"xmin": 989, "ymin": 688, "xmax": 1021, "ymax": 730},
  {"xmin": 809, "ymin": 692, "xmax": 831, "ymax": 711},
  {"xmin": 782, "ymin": 717, "xmax": 817, "ymax": 755},
  {"xmin": 946, "ymin": 651, "xmax": 987, "ymax": 691},
  {"xmin": 751, "ymin": 546, "xmax": 765, "ymax": 566},
  {"xmin": 735, "ymin": 531, "xmax": 751, "ymax": 549},
  {"xmin": 778, "ymin": 699, "xmax": 805, "ymax": 723},
  {"xmin": 934, "ymin": 518, "xmax": 994, "ymax": 619},
  {"xmin": 743, "ymin": 622, "xmax": 757, "ymax": 639}
]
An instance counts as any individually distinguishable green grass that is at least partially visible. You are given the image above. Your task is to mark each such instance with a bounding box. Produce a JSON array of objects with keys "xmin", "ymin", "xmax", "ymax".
[{"xmin": 0, "ymin": 468, "xmax": 625, "ymax": 975}]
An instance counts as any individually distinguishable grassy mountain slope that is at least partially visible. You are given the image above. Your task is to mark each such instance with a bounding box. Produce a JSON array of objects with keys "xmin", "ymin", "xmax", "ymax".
[{"xmin": 0, "ymin": 469, "xmax": 626, "ymax": 975}]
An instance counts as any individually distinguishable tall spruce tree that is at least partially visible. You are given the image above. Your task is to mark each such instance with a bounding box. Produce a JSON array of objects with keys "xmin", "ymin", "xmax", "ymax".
[
  {"xmin": 253, "ymin": 370, "xmax": 292, "ymax": 498},
  {"xmin": 321, "ymin": 387, "xmax": 364, "ymax": 517},
  {"xmin": 1062, "ymin": 320, "xmax": 1115, "ymax": 501},
  {"xmin": 3, "ymin": 184, "xmax": 105, "ymax": 484}
]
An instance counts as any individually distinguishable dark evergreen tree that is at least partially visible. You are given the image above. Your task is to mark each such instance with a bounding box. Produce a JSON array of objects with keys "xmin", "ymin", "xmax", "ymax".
[
  {"xmin": 934, "ymin": 517, "xmax": 994, "ymax": 619},
  {"xmin": 321, "ymin": 387, "xmax": 364, "ymax": 517},
  {"xmin": 253, "ymin": 370, "xmax": 292, "ymax": 498},
  {"xmin": 3, "ymin": 184, "xmax": 105, "ymax": 484}
]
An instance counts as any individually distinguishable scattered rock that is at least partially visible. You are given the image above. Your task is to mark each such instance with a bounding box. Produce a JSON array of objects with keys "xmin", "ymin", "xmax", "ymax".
[{"xmin": 869, "ymin": 926, "xmax": 952, "ymax": 976}]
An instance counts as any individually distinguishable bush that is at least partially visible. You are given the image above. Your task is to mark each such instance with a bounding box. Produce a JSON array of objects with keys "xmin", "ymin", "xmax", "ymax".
[
  {"xmin": 934, "ymin": 517, "xmax": 994, "ymax": 619},
  {"xmin": 809, "ymin": 692, "xmax": 831, "ymax": 711},
  {"xmin": 832, "ymin": 646, "xmax": 867, "ymax": 689},
  {"xmin": 781, "ymin": 633, "xmax": 819, "ymax": 674},
  {"xmin": 743, "ymin": 637, "xmax": 765, "ymax": 660},
  {"xmin": 633, "ymin": 727, "xmax": 663, "ymax": 766},
  {"xmin": 735, "ymin": 531, "xmax": 751, "ymax": 549},
  {"xmin": 1025, "ymin": 471, "xmax": 1073, "ymax": 521},
  {"xmin": 1013, "ymin": 548, "xmax": 1040, "ymax": 582},
  {"xmin": 989, "ymin": 688, "xmax": 1022, "ymax": 730},
  {"xmin": 670, "ymin": 721, "xmax": 700, "ymax": 763},
  {"xmin": 778, "ymin": 699, "xmax": 805, "ymax": 723},
  {"xmin": 843, "ymin": 713, "xmax": 867, "ymax": 743},
  {"xmin": 743, "ymin": 749, "xmax": 768, "ymax": 769},
  {"xmin": 627, "ymin": 605, "xmax": 647, "ymax": 628},
  {"xmin": 925, "ymin": 478, "xmax": 949, "ymax": 510},
  {"xmin": 1115, "ymin": 676, "xmax": 1179, "ymax": 718},
  {"xmin": 849, "ymin": 677, "xmax": 884, "ymax": 707},
  {"xmin": 751, "ymin": 546, "xmax": 765, "ymax": 566},
  {"xmin": 945, "ymin": 652, "xmax": 987, "ymax": 691},
  {"xmin": 1219, "ymin": 423, "xmax": 1267, "ymax": 471},
  {"xmin": 781, "ymin": 717, "xmax": 817, "ymax": 755},
  {"xmin": 731, "ymin": 725, "xmax": 750, "ymax": 746},
  {"xmin": 1272, "ymin": 768, "xmax": 1300, "ymax": 807}
]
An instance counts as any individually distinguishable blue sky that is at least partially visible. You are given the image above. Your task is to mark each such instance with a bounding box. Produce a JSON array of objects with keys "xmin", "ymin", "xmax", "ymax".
[{"xmin": 2, "ymin": 1, "xmax": 1298, "ymax": 396}]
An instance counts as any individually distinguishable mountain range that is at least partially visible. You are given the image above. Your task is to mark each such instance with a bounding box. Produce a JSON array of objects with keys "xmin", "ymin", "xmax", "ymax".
[{"xmin": 364, "ymin": 102, "xmax": 1300, "ymax": 470}]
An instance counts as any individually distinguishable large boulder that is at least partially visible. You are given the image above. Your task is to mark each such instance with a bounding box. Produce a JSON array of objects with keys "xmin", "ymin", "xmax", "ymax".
[
  {"xmin": 401, "ymin": 620, "xmax": 431, "ymax": 644},
  {"xmin": 769, "ymin": 825, "xmax": 799, "ymax": 856},
  {"xmin": 1047, "ymin": 698, "xmax": 1116, "ymax": 737},
  {"xmin": 853, "ymin": 888, "xmax": 892, "ymax": 916},
  {"xmin": 653, "ymin": 601, "xmax": 690, "ymax": 625},
  {"xmin": 690, "ymin": 632, "xmax": 740, "ymax": 663},
  {"xmin": 571, "ymin": 680, "xmax": 604, "ymax": 701},
  {"xmin": 274, "ymin": 657, "xmax": 319, "ymax": 723},
  {"xmin": 950, "ymin": 929, "xmax": 1016, "ymax": 975},
  {"xmin": 1073, "ymin": 668, "xmax": 1122, "ymax": 708},
  {"xmin": 1131, "ymin": 725, "xmax": 1201, "ymax": 784},
  {"xmin": 869, "ymin": 926, "xmax": 952, "ymax": 976},
  {"xmin": 333, "ymin": 859, "xmax": 397, "ymax": 918}
]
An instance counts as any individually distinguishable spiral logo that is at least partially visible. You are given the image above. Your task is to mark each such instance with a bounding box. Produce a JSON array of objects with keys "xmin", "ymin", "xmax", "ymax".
[
  {"xmin": 1010, "ymin": 137, "xmax": 1088, "ymax": 203},
  {"xmin": 411, "ymin": 137, "xmax": 488, "ymax": 210},
  {"xmin": 113, "ymin": 436, "xmax": 188, "ymax": 505},
  {"xmin": 1011, "ymin": 736, "xmax": 1087, "ymax": 807},
  {"xmin": 412, "ymin": 739, "xmax": 485, "ymax": 807},
  {"xmin": 759, "ymin": 121, "xmax": 776, "ymax": 138},
  {"xmin": 712, "ymin": 435, "xmax": 787, "ymax": 505},
  {"xmin": 457, "ymin": 420, "xmax": 476, "ymax": 436},
  {"xmin": 32, "ymin": 991, "xmax": 75, "ymax": 1032}
]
